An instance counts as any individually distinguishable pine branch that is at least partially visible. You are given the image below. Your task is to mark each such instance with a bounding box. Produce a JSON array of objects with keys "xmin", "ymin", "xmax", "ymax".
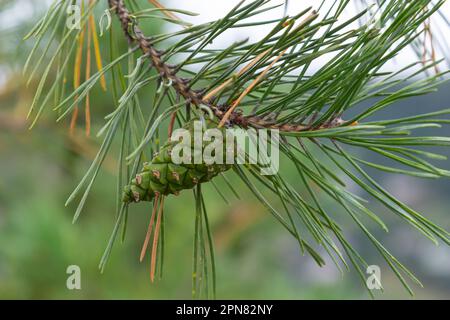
[
  {"xmin": 22, "ymin": 0, "xmax": 450, "ymax": 298},
  {"xmin": 108, "ymin": 0, "xmax": 347, "ymax": 132}
]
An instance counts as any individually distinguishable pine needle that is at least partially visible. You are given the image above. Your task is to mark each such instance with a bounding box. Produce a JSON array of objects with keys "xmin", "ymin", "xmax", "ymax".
[
  {"xmin": 151, "ymin": 196, "xmax": 165, "ymax": 282},
  {"xmin": 219, "ymin": 48, "xmax": 287, "ymax": 127},
  {"xmin": 203, "ymin": 48, "xmax": 271, "ymax": 102},
  {"xmin": 90, "ymin": 12, "xmax": 107, "ymax": 91},
  {"xmin": 85, "ymin": 7, "xmax": 93, "ymax": 137},
  {"xmin": 140, "ymin": 194, "xmax": 160, "ymax": 262},
  {"xmin": 168, "ymin": 110, "xmax": 177, "ymax": 136},
  {"xmin": 70, "ymin": 1, "xmax": 86, "ymax": 136},
  {"xmin": 148, "ymin": 0, "xmax": 182, "ymax": 22}
]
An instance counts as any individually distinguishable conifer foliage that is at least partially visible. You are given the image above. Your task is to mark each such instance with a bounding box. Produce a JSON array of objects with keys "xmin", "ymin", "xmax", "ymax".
[{"xmin": 26, "ymin": 0, "xmax": 450, "ymax": 297}]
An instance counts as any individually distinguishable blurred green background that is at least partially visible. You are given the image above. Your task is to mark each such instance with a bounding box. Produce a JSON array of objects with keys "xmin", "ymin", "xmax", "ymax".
[{"xmin": 1, "ymin": 0, "xmax": 450, "ymax": 300}]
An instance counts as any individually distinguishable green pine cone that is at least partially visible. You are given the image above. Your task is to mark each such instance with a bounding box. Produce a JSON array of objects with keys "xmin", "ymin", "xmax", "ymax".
[{"xmin": 123, "ymin": 118, "xmax": 233, "ymax": 203}]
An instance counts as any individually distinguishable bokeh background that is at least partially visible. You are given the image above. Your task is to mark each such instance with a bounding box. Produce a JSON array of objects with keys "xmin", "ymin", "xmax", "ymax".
[{"xmin": 1, "ymin": 0, "xmax": 450, "ymax": 299}]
